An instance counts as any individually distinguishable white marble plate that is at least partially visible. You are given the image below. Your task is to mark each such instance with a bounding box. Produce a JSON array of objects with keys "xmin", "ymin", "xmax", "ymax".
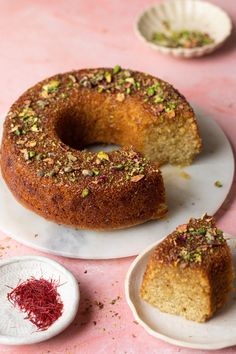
[
  {"xmin": 0, "ymin": 255, "xmax": 79, "ymax": 345},
  {"xmin": 125, "ymin": 235, "xmax": 236, "ymax": 350},
  {"xmin": 0, "ymin": 107, "xmax": 234, "ymax": 259}
]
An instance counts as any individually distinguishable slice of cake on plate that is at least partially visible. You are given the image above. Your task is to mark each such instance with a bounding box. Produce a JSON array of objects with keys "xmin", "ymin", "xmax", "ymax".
[{"xmin": 140, "ymin": 214, "xmax": 234, "ymax": 322}]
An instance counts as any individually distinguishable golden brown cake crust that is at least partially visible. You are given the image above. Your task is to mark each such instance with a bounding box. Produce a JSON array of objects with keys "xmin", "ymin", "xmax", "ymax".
[
  {"xmin": 152, "ymin": 214, "xmax": 231, "ymax": 269},
  {"xmin": 0, "ymin": 67, "xmax": 201, "ymax": 230}
]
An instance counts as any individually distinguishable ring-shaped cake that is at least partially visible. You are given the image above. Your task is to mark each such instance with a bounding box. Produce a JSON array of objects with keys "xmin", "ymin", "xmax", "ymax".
[{"xmin": 0, "ymin": 67, "xmax": 201, "ymax": 230}]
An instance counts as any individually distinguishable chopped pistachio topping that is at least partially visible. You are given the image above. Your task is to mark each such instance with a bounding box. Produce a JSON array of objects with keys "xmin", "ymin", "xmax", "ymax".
[
  {"xmin": 113, "ymin": 65, "xmax": 121, "ymax": 74},
  {"xmin": 146, "ymin": 87, "xmax": 155, "ymax": 97},
  {"xmin": 92, "ymin": 168, "xmax": 100, "ymax": 176},
  {"xmin": 81, "ymin": 188, "xmax": 90, "ymax": 198},
  {"xmin": 165, "ymin": 102, "xmax": 176, "ymax": 112},
  {"xmin": 41, "ymin": 80, "xmax": 60, "ymax": 97},
  {"xmin": 154, "ymin": 95, "xmax": 164, "ymax": 103},
  {"xmin": 14, "ymin": 128, "xmax": 22, "ymax": 136},
  {"xmin": 151, "ymin": 30, "xmax": 214, "ymax": 49},
  {"xmin": 19, "ymin": 106, "xmax": 36, "ymax": 120},
  {"xmin": 105, "ymin": 71, "xmax": 112, "ymax": 83},
  {"xmin": 155, "ymin": 215, "xmax": 226, "ymax": 266},
  {"xmin": 82, "ymin": 169, "xmax": 94, "ymax": 177},
  {"xmin": 36, "ymin": 100, "xmax": 48, "ymax": 109},
  {"xmin": 8, "ymin": 68, "xmax": 183, "ymax": 185},
  {"xmin": 97, "ymin": 86, "xmax": 104, "ymax": 93},
  {"xmin": 97, "ymin": 151, "xmax": 109, "ymax": 161},
  {"xmin": 30, "ymin": 124, "xmax": 39, "ymax": 132},
  {"xmin": 215, "ymin": 180, "xmax": 223, "ymax": 188},
  {"xmin": 26, "ymin": 140, "xmax": 36, "ymax": 148},
  {"xmin": 113, "ymin": 164, "xmax": 124, "ymax": 170},
  {"xmin": 67, "ymin": 152, "xmax": 77, "ymax": 162},
  {"xmin": 76, "ymin": 68, "xmax": 181, "ymax": 121}
]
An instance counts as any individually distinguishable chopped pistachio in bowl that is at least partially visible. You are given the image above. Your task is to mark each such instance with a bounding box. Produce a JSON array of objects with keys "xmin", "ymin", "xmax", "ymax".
[{"xmin": 135, "ymin": 0, "xmax": 232, "ymax": 58}]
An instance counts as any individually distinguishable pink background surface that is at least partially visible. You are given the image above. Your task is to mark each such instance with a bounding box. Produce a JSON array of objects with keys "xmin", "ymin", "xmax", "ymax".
[{"xmin": 0, "ymin": 0, "xmax": 236, "ymax": 353}]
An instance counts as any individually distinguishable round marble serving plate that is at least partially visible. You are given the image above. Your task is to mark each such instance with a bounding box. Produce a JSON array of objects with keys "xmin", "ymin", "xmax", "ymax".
[
  {"xmin": 0, "ymin": 255, "xmax": 79, "ymax": 345},
  {"xmin": 125, "ymin": 235, "xmax": 236, "ymax": 350},
  {"xmin": 135, "ymin": 0, "xmax": 232, "ymax": 58},
  {"xmin": 0, "ymin": 106, "xmax": 234, "ymax": 259}
]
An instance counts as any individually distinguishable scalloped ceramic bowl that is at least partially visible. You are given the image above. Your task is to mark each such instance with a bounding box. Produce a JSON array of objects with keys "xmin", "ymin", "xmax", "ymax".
[{"xmin": 135, "ymin": 0, "xmax": 232, "ymax": 58}]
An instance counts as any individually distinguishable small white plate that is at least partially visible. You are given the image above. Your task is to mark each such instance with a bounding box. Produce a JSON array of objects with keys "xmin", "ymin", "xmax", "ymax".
[
  {"xmin": 0, "ymin": 255, "xmax": 79, "ymax": 345},
  {"xmin": 125, "ymin": 235, "xmax": 236, "ymax": 350},
  {"xmin": 0, "ymin": 106, "xmax": 234, "ymax": 259},
  {"xmin": 135, "ymin": 0, "xmax": 232, "ymax": 58}
]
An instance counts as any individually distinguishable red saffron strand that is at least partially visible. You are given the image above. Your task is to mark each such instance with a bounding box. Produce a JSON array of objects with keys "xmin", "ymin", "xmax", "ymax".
[{"xmin": 7, "ymin": 277, "xmax": 64, "ymax": 331}]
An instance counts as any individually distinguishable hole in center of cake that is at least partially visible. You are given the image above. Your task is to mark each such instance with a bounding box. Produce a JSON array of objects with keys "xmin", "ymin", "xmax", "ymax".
[{"xmin": 55, "ymin": 110, "xmax": 120, "ymax": 151}]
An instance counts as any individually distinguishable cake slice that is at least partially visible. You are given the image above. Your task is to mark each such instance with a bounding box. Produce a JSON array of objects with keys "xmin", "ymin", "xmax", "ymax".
[{"xmin": 140, "ymin": 215, "xmax": 234, "ymax": 322}]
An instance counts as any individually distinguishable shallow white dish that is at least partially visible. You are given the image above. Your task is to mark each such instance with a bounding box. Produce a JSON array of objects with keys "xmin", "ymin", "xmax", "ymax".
[
  {"xmin": 135, "ymin": 0, "xmax": 232, "ymax": 58},
  {"xmin": 0, "ymin": 255, "xmax": 79, "ymax": 345},
  {"xmin": 0, "ymin": 106, "xmax": 234, "ymax": 259},
  {"xmin": 125, "ymin": 235, "xmax": 236, "ymax": 350}
]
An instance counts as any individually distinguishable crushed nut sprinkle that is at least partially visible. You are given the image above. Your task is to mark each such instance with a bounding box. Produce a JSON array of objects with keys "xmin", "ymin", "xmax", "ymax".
[
  {"xmin": 214, "ymin": 180, "xmax": 223, "ymax": 188},
  {"xmin": 41, "ymin": 80, "xmax": 60, "ymax": 98},
  {"xmin": 7, "ymin": 67, "xmax": 180, "ymax": 190},
  {"xmin": 155, "ymin": 215, "xmax": 226, "ymax": 266},
  {"xmin": 81, "ymin": 188, "xmax": 90, "ymax": 198},
  {"xmin": 113, "ymin": 65, "xmax": 121, "ymax": 74},
  {"xmin": 82, "ymin": 169, "xmax": 94, "ymax": 177},
  {"xmin": 97, "ymin": 151, "xmax": 109, "ymax": 161},
  {"xmin": 151, "ymin": 30, "xmax": 214, "ymax": 49},
  {"xmin": 77, "ymin": 66, "xmax": 181, "ymax": 118}
]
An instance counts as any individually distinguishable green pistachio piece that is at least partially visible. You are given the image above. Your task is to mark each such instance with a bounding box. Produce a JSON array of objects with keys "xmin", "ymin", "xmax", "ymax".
[
  {"xmin": 67, "ymin": 152, "xmax": 77, "ymax": 162},
  {"xmin": 28, "ymin": 151, "xmax": 36, "ymax": 159},
  {"xmin": 105, "ymin": 71, "xmax": 112, "ymax": 83},
  {"xmin": 154, "ymin": 95, "xmax": 164, "ymax": 103},
  {"xmin": 146, "ymin": 87, "xmax": 155, "ymax": 97},
  {"xmin": 125, "ymin": 77, "xmax": 135, "ymax": 85},
  {"xmin": 97, "ymin": 85, "xmax": 104, "ymax": 93},
  {"xmin": 81, "ymin": 188, "xmax": 90, "ymax": 198},
  {"xmin": 92, "ymin": 169, "xmax": 100, "ymax": 176},
  {"xmin": 14, "ymin": 128, "xmax": 22, "ymax": 136},
  {"xmin": 97, "ymin": 151, "xmax": 109, "ymax": 161},
  {"xmin": 113, "ymin": 65, "xmax": 121, "ymax": 74},
  {"xmin": 41, "ymin": 80, "xmax": 60, "ymax": 97},
  {"xmin": 36, "ymin": 100, "xmax": 47, "ymax": 109},
  {"xmin": 214, "ymin": 180, "xmax": 223, "ymax": 188}
]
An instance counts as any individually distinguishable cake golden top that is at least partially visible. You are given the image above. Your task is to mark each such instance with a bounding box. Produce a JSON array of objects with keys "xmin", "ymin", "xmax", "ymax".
[
  {"xmin": 75, "ymin": 66, "xmax": 188, "ymax": 118},
  {"xmin": 153, "ymin": 215, "xmax": 227, "ymax": 267},
  {"xmin": 4, "ymin": 66, "xmax": 193, "ymax": 190}
]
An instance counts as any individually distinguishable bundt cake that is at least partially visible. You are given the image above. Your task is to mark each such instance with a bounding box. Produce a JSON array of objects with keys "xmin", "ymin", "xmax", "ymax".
[
  {"xmin": 0, "ymin": 67, "xmax": 201, "ymax": 230},
  {"xmin": 140, "ymin": 215, "xmax": 234, "ymax": 322}
]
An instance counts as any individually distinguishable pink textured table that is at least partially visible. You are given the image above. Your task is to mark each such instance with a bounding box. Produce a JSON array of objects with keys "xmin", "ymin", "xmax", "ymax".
[{"xmin": 0, "ymin": 0, "xmax": 236, "ymax": 353}]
